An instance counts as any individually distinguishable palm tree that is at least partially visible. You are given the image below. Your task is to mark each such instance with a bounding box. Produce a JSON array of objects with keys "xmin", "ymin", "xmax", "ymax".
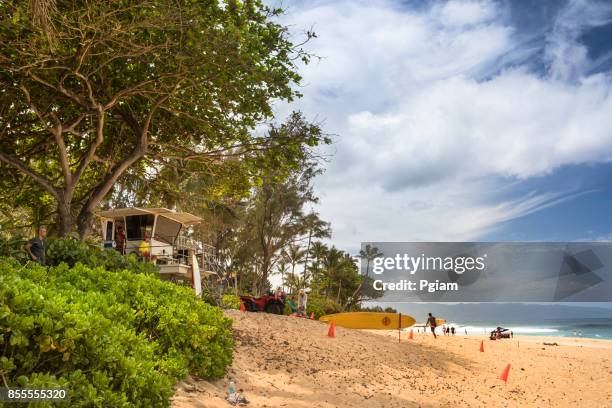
[
  {"xmin": 31, "ymin": 0, "xmax": 58, "ymax": 46},
  {"xmin": 308, "ymin": 241, "xmax": 327, "ymax": 278},
  {"xmin": 359, "ymin": 244, "xmax": 383, "ymax": 277},
  {"xmin": 321, "ymin": 246, "xmax": 344, "ymax": 298},
  {"xmin": 301, "ymin": 211, "xmax": 331, "ymax": 281},
  {"xmin": 285, "ymin": 244, "xmax": 306, "ymax": 288},
  {"xmin": 345, "ymin": 244, "xmax": 383, "ymax": 309},
  {"xmin": 285, "ymin": 272, "xmax": 306, "ymax": 294},
  {"xmin": 276, "ymin": 258, "xmax": 290, "ymax": 292}
]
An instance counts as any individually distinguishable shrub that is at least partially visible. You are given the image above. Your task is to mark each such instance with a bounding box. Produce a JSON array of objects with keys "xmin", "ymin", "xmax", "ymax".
[
  {"xmin": 0, "ymin": 234, "xmax": 27, "ymax": 262},
  {"xmin": 306, "ymin": 295, "xmax": 342, "ymax": 319},
  {"xmin": 283, "ymin": 299, "xmax": 294, "ymax": 315},
  {"xmin": 0, "ymin": 257, "xmax": 233, "ymax": 407},
  {"xmin": 46, "ymin": 237, "xmax": 159, "ymax": 274},
  {"xmin": 222, "ymin": 294, "xmax": 241, "ymax": 310},
  {"xmin": 358, "ymin": 305, "xmax": 397, "ymax": 313}
]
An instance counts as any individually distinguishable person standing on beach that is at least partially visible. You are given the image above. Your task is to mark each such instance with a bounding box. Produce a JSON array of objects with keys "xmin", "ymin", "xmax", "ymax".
[
  {"xmin": 298, "ymin": 289, "xmax": 307, "ymax": 317},
  {"xmin": 426, "ymin": 313, "xmax": 438, "ymax": 339},
  {"xmin": 451, "ymin": 327, "xmax": 455, "ymax": 336},
  {"xmin": 25, "ymin": 226, "xmax": 47, "ymax": 265}
]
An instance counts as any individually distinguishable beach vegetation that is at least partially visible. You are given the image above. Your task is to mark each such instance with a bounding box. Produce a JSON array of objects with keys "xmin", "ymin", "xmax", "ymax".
[
  {"xmin": 0, "ymin": 255, "xmax": 232, "ymax": 406},
  {"xmin": 0, "ymin": 0, "xmax": 318, "ymax": 239}
]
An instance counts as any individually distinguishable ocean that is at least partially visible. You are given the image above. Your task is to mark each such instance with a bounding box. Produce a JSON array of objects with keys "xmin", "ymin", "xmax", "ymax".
[{"xmin": 445, "ymin": 318, "xmax": 612, "ymax": 340}]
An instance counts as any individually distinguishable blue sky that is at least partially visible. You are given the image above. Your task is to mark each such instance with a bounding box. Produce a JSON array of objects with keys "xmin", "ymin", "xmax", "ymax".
[{"xmin": 272, "ymin": 0, "xmax": 612, "ymax": 253}]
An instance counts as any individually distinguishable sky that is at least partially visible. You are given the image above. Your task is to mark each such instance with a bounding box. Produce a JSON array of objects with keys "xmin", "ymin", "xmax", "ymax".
[{"xmin": 269, "ymin": 0, "xmax": 612, "ymax": 255}]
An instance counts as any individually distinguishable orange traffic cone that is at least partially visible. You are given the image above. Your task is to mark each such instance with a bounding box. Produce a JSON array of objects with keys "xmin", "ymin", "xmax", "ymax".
[
  {"xmin": 310, "ymin": 312, "xmax": 315, "ymax": 320},
  {"xmin": 239, "ymin": 302, "xmax": 246, "ymax": 312},
  {"xmin": 500, "ymin": 364, "xmax": 511, "ymax": 382},
  {"xmin": 408, "ymin": 329, "xmax": 414, "ymax": 340},
  {"xmin": 479, "ymin": 340, "xmax": 484, "ymax": 352},
  {"xmin": 327, "ymin": 321, "xmax": 335, "ymax": 338}
]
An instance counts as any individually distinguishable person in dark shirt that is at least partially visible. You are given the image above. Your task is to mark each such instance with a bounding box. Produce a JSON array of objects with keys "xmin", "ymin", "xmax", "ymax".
[
  {"xmin": 115, "ymin": 225, "xmax": 126, "ymax": 254},
  {"xmin": 426, "ymin": 313, "xmax": 437, "ymax": 339},
  {"xmin": 25, "ymin": 226, "xmax": 47, "ymax": 265}
]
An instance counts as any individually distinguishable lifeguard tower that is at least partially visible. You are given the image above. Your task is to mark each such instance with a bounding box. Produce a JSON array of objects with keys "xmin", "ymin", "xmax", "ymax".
[{"xmin": 97, "ymin": 207, "xmax": 218, "ymax": 294}]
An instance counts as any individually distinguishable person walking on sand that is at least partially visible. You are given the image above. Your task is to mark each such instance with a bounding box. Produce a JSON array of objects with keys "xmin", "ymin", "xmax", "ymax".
[
  {"xmin": 451, "ymin": 327, "xmax": 455, "ymax": 336},
  {"xmin": 426, "ymin": 313, "xmax": 438, "ymax": 339},
  {"xmin": 25, "ymin": 226, "xmax": 47, "ymax": 265}
]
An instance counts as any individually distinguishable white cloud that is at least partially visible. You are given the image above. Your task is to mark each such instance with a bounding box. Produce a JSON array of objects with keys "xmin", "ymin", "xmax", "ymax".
[
  {"xmin": 272, "ymin": 0, "xmax": 612, "ymax": 251},
  {"xmin": 546, "ymin": 0, "xmax": 612, "ymax": 81},
  {"xmin": 343, "ymin": 71, "xmax": 612, "ymax": 188},
  {"xmin": 434, "ymin": 0, "xmax": 498, "ymax": 27},
  {"xmin": 318, "ymin": 182, "xmax": 582, "ymax": 250}
]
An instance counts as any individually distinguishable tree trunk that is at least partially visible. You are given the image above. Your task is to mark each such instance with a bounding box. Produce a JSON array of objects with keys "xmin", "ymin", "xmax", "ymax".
[
  {"xmin": 303, "ymin": 230, "xmax": 312, "ymax": 282},
  {"xmin": 56, "ymin": 198, "xmax": 74, "ymax": 237},
  {"xmin": 76, "ymin": 208, "xmax": 94, "ymax": 241},
  {"xmin": 259, "ymin": 257, "xmax": 270, "ymax": 296}
]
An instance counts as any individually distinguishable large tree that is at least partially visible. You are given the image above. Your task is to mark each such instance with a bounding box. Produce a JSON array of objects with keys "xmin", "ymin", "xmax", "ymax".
[
  {"xmin": 245, "ymin": 154, "xmax": 325, "ymax": 294},
  {"xmin": 0, "ymin": 0, "xmax": 314, "ymax": 238}
]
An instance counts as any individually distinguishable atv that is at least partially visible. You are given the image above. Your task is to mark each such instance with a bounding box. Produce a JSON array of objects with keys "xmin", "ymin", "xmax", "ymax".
[
  {"xmin": 490, "ymin": 327, "xmax": 512, "ymax": 340},
  {"xmin": 240, "ymin": 292, "xmax": 285, "ymax": 315}
]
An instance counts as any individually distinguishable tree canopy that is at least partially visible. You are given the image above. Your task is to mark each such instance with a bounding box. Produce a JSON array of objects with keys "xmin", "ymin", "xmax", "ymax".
[{"xmin": 0, "ymin": 0, "xmax": 317, "ymax": 238}]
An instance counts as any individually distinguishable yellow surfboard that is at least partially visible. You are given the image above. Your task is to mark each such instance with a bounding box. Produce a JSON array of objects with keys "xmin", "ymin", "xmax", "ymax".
[
  {"xmin": 414, "ymin": 319, "xmax": 446, "ymax": 327},
  {"xmin": 319, "ymin": 312, "xmax": 416, "ymax": 330}
]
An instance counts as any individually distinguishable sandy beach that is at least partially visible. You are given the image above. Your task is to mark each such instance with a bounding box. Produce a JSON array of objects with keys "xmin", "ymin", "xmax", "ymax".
[{"xmin": 172, "ymin": 311, "xmax": 612, "ymax": 407}]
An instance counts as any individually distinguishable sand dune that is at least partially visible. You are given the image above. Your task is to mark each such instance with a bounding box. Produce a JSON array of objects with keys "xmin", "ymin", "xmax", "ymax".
[{"xmin": 172, "ymin": 311, "xmax": 612, "ymax": 407}]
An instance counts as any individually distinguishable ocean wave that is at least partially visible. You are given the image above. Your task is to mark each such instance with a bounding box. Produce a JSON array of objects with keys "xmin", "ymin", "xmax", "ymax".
[{"xmin": 443, "ymin": 324, "xmax": 559, "ymax": 334}]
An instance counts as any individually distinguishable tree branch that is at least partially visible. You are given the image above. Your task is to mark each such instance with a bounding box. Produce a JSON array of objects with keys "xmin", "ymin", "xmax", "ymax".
[
  {"xmin": 0, "ymin": 151, "xmax": 58, "ymax": 199},
  {"xmin": 27, "ymin": 71, "xmax": 90, "ymax": 108},
  {"xmin": 19, "ymin": 83, "xmax": 72, "ymax": 188},
  {"xmin": 72, "ymin": 107, "xmax": 104, "ymax": 188},
  {"xmin": 79, "ymin": 80, "xmax": 183, "ymax": 220}
]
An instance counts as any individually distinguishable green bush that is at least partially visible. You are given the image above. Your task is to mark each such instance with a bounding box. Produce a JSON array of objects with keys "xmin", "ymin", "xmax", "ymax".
[
  {"xmin": 306, "ymin": 295, "xmax": 342, "ymax": 319},
  {"xmin": 358, "ymin": 305, "xmax": 397, "ymax": 313},
  {"xmin": 0, "ymin": 234, "xmax": 27, "ymax": 262},
  {"xmin": 222, "ymin": 294, "xmax": 241, "ymax": 310},
  {"xmin": 0, "ymin": 257, "xmax": 233, "ymax": 407},
  {"xmin": 46, "ymin": 237, "xmax": 159, "ymax": 274},
  {"xmin": 283, "ymin": 299, "xmax": 294, "ymax": 315}
]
